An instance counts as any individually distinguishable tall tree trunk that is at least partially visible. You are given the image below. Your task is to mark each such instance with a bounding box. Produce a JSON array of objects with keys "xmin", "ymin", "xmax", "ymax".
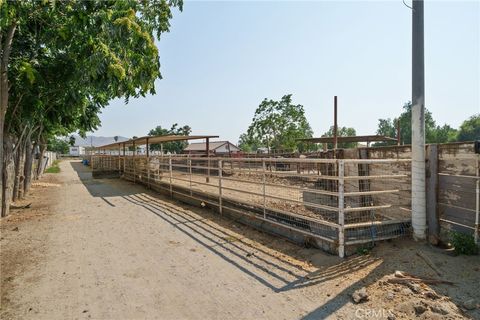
[
  {"xmin": 12, "ymin": 136, "xmax": 26, "ymax": 202},
  {"xmin": 32, "ymin": 129, "xmax": 42, "ymax": 180},
  {"xmin": 36, "ymin": 142, "xmax": 46, "ymax": 179},
  {"xmin": 0, "ymin": 23, "xmax": 17, "ymax": 217},
  {"xmin": 23, "ymin": 136, "xmax": 33, "ymax": 195},
  {"xmin": 12, "ymin": 142, "xmax": 21, "ymax": 202},
  {"xmin": 18, "ymin": 146, "xmax": 26, "ymax": 199},
  {"xmin": 2, "ymin": 135, "xmax": 15, "ymax": 217}
]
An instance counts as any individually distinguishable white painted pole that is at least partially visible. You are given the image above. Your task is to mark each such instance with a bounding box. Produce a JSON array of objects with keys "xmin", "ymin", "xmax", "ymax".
[{"xmin": 411, "ymin": 0, "xmax": 427, "ymax": 240}]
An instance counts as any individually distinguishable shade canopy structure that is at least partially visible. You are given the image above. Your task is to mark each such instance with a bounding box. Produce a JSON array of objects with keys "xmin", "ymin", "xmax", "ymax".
[
  {"xmin": 298, "ymin": 135, "xmax": 398, "ymax": 144},
  {"xmin": 95, "ymin": 135, "xmax": 219, "ymax": 150}
]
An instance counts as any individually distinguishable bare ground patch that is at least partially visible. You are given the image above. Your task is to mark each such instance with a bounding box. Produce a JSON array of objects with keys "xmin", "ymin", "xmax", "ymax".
[
  {"xmin": 0, "ymin": 161, "xmax": 478, "ymax": 319},
  {"xmin": 0, "ymin": 173, "xmax": 60, "ymax": 319}
]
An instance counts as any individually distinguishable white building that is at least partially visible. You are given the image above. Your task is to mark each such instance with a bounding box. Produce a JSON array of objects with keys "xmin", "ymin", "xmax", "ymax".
[
  {"xmin": 184, "ymin": 141, "xmax": 240, "ymax": 155},
  {"xmin": 69, "ymin": 146, "xmax": 85, "ymax": 156}
]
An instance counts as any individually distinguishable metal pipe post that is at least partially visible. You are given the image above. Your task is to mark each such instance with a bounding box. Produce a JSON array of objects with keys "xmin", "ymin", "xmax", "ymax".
[
  {"xmin": 218, "ymin": 160, "xmax": 223, "ymax": 214},
  {"xmin": 206, "ymin": 138, "xmax": 210, "ymax": 183},
  {"xmin": 333, "ymin": 96, "xmax": 338, "ymax": 151},
  {"xmin": 133, "ymin": 141, "xmax": 136, "ymax": 183},
  {"xmin": 169, "ymin": 155, "xmax": 173, "ymax": 197},
  {"xmin": 475, "ymin": 154, "xmax": 479, "ymax": 244},
  {"xmin": 338, "ymin": 160, "xmax": 345, "ymax": 258},
  {"xmin": 118, "ymin": 145, "xmax": 121, "ymax": 171},
  {"xmin": 146, "ymin": 138, "xmax": 150, "ymax": 188},
  {"xmin": 122, "ymin": 143, "xmax": 126, "ymax": 176},
  {"xmin": 262, "ymin": 159, "xmax": 266, "ymax": 218},
  {"xmin": 188, "ymin": 157, "xmax": 193, "ymax": 196}
]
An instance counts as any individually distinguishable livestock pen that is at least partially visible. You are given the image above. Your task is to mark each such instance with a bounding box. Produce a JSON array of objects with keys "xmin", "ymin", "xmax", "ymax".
[{"xmin": 90, "ymin": 136, "xmax": 412, "ymax": 257}]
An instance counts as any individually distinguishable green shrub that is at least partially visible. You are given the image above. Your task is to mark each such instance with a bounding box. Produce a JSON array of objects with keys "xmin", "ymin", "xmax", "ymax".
[
  {"xmin": 450, "ymin": 231, "xmax": 478, "ymax": 255},
  {"xmin": 356, "ymin": 245, "xmax": 372, "ymax": 255},
  {"xmin": 45, "ymin": 160, "xmax": 60, "ymax": 173}
]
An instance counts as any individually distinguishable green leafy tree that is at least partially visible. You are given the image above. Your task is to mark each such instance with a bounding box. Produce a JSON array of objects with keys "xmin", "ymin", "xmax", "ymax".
[
  {"xmin": 435, "ymin": 124, "xmax": 458, "ymax": 144},
  {"xmin": 238, "ymin": 133, "xmax": 262, "ymax": 153},
  {"xmin": 1, "ymin": 0, "xmax": 183, "ymax": 216},
  {"xmin": 375, "ymin": 102, "xmax": 457, "ymax": 145},
  {"xmin": 457, "ymin": 114, "xmax": 480, "ymax": 141},
  {"xmin": 240, "ymin": 94, "xmax": 315, "ymax": 152},
  {"xmin": 148, "ymin": 123, "xmax": 192, "ymax": 153},
  {"xmin": 321, "ymin": 126, "xmax": 357, "ymax": 149},
  {"xmin": 47, "ymin": 137, "xmax": 70, "ymax": 154}
]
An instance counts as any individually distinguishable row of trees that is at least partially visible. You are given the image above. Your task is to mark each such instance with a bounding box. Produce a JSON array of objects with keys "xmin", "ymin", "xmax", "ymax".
[
  {"xmin": 238, "ymin": 96, "xmax": 479, "ymax": 152},
  {"xmin": 0, "ymin": 1, "xmax": 182, "ymax": 217},
  {"xmin": 376, "ymin": 103, "xmax": 479, "ymax": 145},
  {"xmin": 148, "ymin": 123, "xmax": 191, "ymax": 153}
]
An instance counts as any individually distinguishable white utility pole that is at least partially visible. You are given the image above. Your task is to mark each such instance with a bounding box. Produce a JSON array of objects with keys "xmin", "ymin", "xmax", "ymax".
[{"xmin": 411, "ymin": 0, "xmax": 426, "ymax": 240}]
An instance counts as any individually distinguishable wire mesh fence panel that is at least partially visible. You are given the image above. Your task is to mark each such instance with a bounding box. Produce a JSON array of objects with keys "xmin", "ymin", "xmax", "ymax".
[
  {"xmin": 91, "ymin": 155, "xmax": 120, "ymax": 172},
  {"xmin": 342, "ymin": 159, "xmax": 411, "ymax": 245},
  {"xmin": 91, "ymin": 155, "xmax": 413, "ymax": 256}
]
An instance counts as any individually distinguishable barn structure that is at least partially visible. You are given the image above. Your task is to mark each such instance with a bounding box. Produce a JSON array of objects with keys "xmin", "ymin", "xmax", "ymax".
[{"xmin": 184, "ymin": 141, "xmax": 240, "ymax": 155}]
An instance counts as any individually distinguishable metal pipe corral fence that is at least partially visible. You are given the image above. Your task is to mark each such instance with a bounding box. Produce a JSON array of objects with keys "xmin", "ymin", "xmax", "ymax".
[{"xmin": 91, "ymin": 155, "xmax": 413, "ymax": 256}]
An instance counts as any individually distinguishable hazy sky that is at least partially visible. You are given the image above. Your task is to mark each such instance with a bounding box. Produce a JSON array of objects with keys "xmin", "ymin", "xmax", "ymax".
[{"xmin": 93, "ymin": 0, "xmax": 480, "ymax": 143}]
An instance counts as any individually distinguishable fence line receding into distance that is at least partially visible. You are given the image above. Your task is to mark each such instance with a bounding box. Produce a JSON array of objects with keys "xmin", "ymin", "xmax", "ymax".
[{"xmin": 91, "ymin": 155, "xmax": 412, "ymax": 257}]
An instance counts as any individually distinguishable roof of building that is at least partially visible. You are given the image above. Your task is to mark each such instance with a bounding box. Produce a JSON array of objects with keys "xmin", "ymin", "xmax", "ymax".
[
  {"xmin": 298, "ymin": 135, "xmax": 398, "ymax": 144},
  {"xmin": 95, "ymin": 134, "xmax": 219, "ymax": 150},
  {"xmin": 184, "ymin": 141, "xmax": 239, "ymax": 152}
]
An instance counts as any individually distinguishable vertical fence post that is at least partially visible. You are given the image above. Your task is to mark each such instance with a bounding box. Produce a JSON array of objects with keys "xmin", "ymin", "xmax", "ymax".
[
  {"xmin": 147, "ymin": 159, "xmax": 151, "ymax": 189},
  {"xmin": 218, "ymin": 160, "xmax": 223, "ymax": 214},
  {"xmin": 338, "ymin": 160, "xmax": 345, "ymax": 258},
  {"xmin": 122, "ymin": 143, "xmax": 126, "ymax": 177},
  {"xmin": 426, "ymin": 144, "xmax": 439, "ymax": 244},
  {"xmin": 118, "ymin": 146, "xmax": 121, "ymax": 172},
  {"xmin": 169, "ymin": 155, "xmax": 173, "ymax": 197},
  {"xmin": 262, "ymin": 159, "xmax": 266, "ymax": 218},
  {"xmin": 475, "ymin": 154, "xmax": 479, "ymax": 244},
  {"xmin": 188, "ymin": 157, "xmax": 193, "ymax": 196},
  {"xmin": 206, "ymin": 138, "xmax": 210, "ymax": 183},
  {"xmin": 146, "ymin": 138, "xmax": 150, "ymax": 189},
  {"xmin": 133, "ymin": 141, "xmax": 136, "ymax": 183}
]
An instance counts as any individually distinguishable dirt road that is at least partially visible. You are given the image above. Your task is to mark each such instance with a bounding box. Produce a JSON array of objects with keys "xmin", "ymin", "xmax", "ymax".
[{"xmin": 1, "ymin": 160, "xmax": 479, "ymax": 319}]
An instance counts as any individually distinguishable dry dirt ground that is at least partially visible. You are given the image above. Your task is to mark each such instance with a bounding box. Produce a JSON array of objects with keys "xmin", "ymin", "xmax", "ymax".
[{"xmin": 1, "ymin": 160, "xmax": 479, "ymax": 320}]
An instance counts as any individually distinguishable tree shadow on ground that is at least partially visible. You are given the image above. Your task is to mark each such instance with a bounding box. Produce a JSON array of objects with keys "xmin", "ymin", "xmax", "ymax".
[{"xmin": 70, "ymin": 161, "xmax": 138, "ymax": 198}]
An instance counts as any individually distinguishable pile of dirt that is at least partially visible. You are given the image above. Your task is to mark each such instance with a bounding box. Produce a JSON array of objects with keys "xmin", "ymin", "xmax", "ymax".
[{"xmin": 351, "ymin": 270, "xmax": 476, "ymax": 319}]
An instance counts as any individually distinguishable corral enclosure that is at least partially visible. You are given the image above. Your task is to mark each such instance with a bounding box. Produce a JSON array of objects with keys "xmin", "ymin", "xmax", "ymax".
[
  {"xmin": 91, "ymin": 153, "xmax": 412, "ymax": 256},
  {"xmin": 89, "ymin": 140, "xmax": 480, "ymax": 255},
  {"xmin": 354, "ymin": 142, "xmax": 479, "ymax": 240}
]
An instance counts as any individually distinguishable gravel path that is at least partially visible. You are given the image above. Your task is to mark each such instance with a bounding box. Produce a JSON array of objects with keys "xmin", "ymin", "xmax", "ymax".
[{"xmin": 1, "ymin": 160, "xmax": 478, "ymax": 320}]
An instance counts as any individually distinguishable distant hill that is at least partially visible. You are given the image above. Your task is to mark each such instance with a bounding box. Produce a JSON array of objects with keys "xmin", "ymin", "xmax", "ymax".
[{"xmin": 73, "ymin": 135, "xmax": 129, "ymax": 147}]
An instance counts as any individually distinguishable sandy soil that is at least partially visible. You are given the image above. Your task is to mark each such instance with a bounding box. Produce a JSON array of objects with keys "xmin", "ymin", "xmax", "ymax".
[{"xmin": 1, "ymin": 160, "xmax": 479, "ymax": 319}]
